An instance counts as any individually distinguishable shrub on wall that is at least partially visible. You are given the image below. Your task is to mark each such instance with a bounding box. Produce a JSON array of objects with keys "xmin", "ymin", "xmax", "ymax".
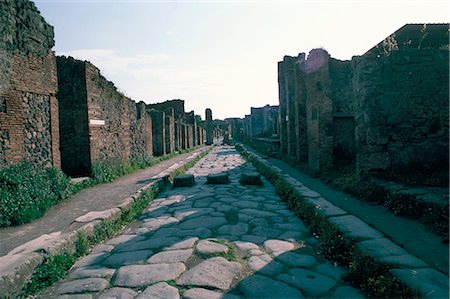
[{"xmin": 0, "ymin": 162, "xmax": 73, "ymax": 227}]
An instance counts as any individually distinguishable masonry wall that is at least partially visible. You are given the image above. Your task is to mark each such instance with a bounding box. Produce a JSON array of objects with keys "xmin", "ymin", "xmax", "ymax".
[
  {"xmin": 354, "ymin": 48, "xmax": 449, "ymax": 176},
  {"xmin": 0, "ymin": 0, "xmax": 60, "ymax": 169}
]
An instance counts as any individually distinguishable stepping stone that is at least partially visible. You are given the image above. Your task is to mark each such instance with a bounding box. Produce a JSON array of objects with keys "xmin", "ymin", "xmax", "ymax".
[
  {"xmin": 98, "ymin": 287, "xmax": 137, "ymax": 299},
  {"xmin": 240, "ymin": 172, "xmax": 262, "ymax": 185},
  {"xmin": 57, "ymin": 278, "xmax": 109, "ymax": 294},
  {"xmin": 207, "ymin": 172, "xmax": 229, "ymax": 184},
  {"xmin": 136, "ymin": 282, "xmax": 180, "ymax": 299},
  {"xmin": 197, "ymin": 240, "xmax": 229, "ymax": 254},
  {"xmin": 278, "ymin": 268, "xmax": 337, "ymax": 297},
  {"xmin": 173, "ymin": 174, "xmax": 195, "ymax": 187},
  {"xmin": 177, "ymin": 257, "xmax": 242, "ymax": 290},
  {"xmin": 113, "ymin": 263, "xmax": 186, "ymax": 287},
  {"xmin": 184, "ymin": 288, "xmax": 240, "ymax": 299},
  {"xmin": 238, "ymin": 274, "xmax": 304, "ymax": 298}
]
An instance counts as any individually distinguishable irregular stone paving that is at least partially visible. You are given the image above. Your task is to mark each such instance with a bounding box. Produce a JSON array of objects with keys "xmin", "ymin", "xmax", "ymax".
[{"xmin": 42, "ymin": 146, "xmax": 363, "ymax": 298}]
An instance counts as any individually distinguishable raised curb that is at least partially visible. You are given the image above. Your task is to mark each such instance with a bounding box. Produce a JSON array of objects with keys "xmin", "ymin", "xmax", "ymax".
[
  {"xmin": 239, "ymin": 144, "xmax": 449, "ymax": 299},
  {"xmin": 0, "ymin": 147, "xmax": 210, "ymax": 298}
]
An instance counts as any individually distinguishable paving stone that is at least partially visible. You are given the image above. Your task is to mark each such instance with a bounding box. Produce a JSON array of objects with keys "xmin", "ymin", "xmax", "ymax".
[
  {"xmin": 329, "ymin": 215, "xmax": 383, "ymax": 240},
  {"xmin": 379, "ymin": 254, "xmax": 428, "ymax": 268},
  {"xmin": 278, "ymin": 268, "xmax": 337, "ymax": 297},
  {"xmin": 173, "ymin": 174, "xmax": 195, "ymax": 187},
  {"xmin": 240, "ymin": 172, "xmax": 262, "ymax": 185},
  {"xmin": 357, "ymin": 238, "xmax": 409, "ymax": 258},
  {"xmin": 173, "ymin": 208, "xmax": 214, "ymax": 220},
  {"xmin": 193, "ymin": 198, "xmax": 215, "ymax": 208},
  {"xmin": 69, "ymin": 267, "xmax": 115, "ymax": 279},
  {"xmin": 316, "ymin": 263, "xmax": 346, "ymax": 280},
  {"xmin": 72, "ymin": 253, "xmax": 109, "ymax": 268},
  {"xmin": 233, "ymin": 241, "xmax": 259, "ymax": 256},
  {"xmin": 295, "ymin": 187, "xmax": 321, "ymax": 198},
  {"xmin": 270, "ymin": 216, "xmax": 285, "ymax": 223},
  {"xmin": 176, "ymin": 257, "xmax": 241, "ymax": 290},
  {"xmin": 150, "ymin": 228, "xmax": 180, "ymax": 238},
  {"xmin": 264, "ymin": 239, "xmax": 295, "ymax": 252},
  {"xmin": 249, "ymin": 249, "xmax": 265, "ymax": 256},
  {"xmin": 252, "ymin": 226, "xmax": 282, "ymax": 238},
  {"xmin": 275, "ymin": 252, "xmax": 317, "ymax": 268},
  {"xmin": 183, "ymin": 288, "xmax": 240, "ymax": 299},
  {"xmin": 248, "ymin": 254, "xmax": 284, "ymax": 275},
  {"xmin": 207, "ymin": 172, "xmax": 229, "ymax": 184},
  {"xmin": 248, "ymin": 218, "xmax": 269, "ymax": 227},
  {"xmin": 232, "ymin": 201, "xmax": 260, "ymax": 209},
  {"xmin": 91, "ymin": 244, "xmax": 115, "ymax": 254},
  {"xmin": 57, "ymin": 278, "xmax": 109, "ymax": 294},
  {"xmin": 97, "ymin": 287, "xmax": 137, "ymax": 299},
  {"xmin": 240, "ymin": 208, "xmax": 277, "ymax": 218},
  {"xmin": 217, "ymin": 223, "xmax": 249, "ymax": 236},
  {"xmin": 391, "ymin": 268, "xmax": 449, "ymax": 299},
  {"xmin": 238, "ymin": 274, "xmax": 304, "ymax": 298},
  {"xmin": 135, "ymin": 282, "xmax": 180, "ymax": 299},
  {"xmin": 238, "ymin": 213, "xmax": 253, "ymax": 222},
  {"xmin": 331, "ymin": 286, "xmax": 365, "ymax": 298},
  {"xmin": 106, "ymin": 235, "xmax": 139, "ymax": 246},
  {"xmin": 279, "ymin": 231, "xmax": 304, "ymax": 242},
  {"xmin": 56, "ymin": 295, "xmax": 93, "ymax": 299},
  {"xmin": 113, "ymin": 263, "xmax": 186, "ymax": 287},
  {"xmin": 175, "ymin": 228, "xmax": 212, "ymax": 239},
  {"xmin": 148, "ymin": 249, "xmax": 193, "ymax": 264},
  {"xmin": 142, "ymin": 217, "xmax": 179, "ymax": 231},
  {"xmin": 241, "ymin": 235, "xmax": 267, "ymax": 244},
  {"xmin": 102, "ymin": 250, "xmax": 153, "ymax": 268},
  {"xmin": 197, "ymin": 240, "xmax": 229, "ymax": 254},
  {"xmin": 115, "ymin": 237, "xmax": 179, "ymax": 252},
  {"xmin": 274, "ymin": 223, "xmax": 308, "ymax": 232},
  {"xmin": 75, "ymin": 208, "xmax": 121, "ymax": 223},
  {"xmin": 179, "ymin": 216, "xmax": 227, "ymax": 230}
]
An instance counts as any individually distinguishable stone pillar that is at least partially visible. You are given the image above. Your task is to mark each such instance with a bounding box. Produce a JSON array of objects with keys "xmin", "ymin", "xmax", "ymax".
[
  {"xmin": 164, "ymin": 108, "xmax": 175, "ymax": 154},
  {"xmin": 151, "ymin": 111, "xmax": 165, "ymax": 156},
  {"xmin": 205, "ymin": 108, "xmax": 213, "ymax": 145}
]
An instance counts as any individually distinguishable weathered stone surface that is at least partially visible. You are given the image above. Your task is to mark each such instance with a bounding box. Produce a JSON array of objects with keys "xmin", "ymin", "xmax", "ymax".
[
  {"xmin": 113, "ymin": 263, "xmax": 186, "ymax": 287},
  {"xmin": 329, "ymin": 215, "xmax": 383, "ymax": 240},
  {"xmin": 136, "ymin": 282, "xmax": 180, "ymax": 299},
  {"xmin": 97, "ymin": 287, "xmax": 137, "ymax": 299},
  {"xmin": 165, "ymin": 237, "xmax": 199, "ymax": 250},
  {"xmin": 173, "ymin": 208, "xmax": 214, "ymax": 220},
  {"xmin": 379, "ymin": 254, "xmax": 428, "ymax": 268},
  {"xmin": 173, "ymin": 174, "xmax": 195, "ymax": 187},
  {"xmin": 278, "ymin": 268, "xmax": 336, "ymax": 297},
  {"xmin": 183, "ymin": 288, "xmax": 240, "ymax": 299},
  {"xmin": 241, "ymin": 235, "xmax": 267, "ymax": 244},
  {"xmin": 197, "ymin": 240, "xmax": 229, "ymax": 254},
  {"xmin": 240, "ymin": 208, "xmax": 277, "ymax": 218},
  {"xmin": 115, "ymin": 237, "xmax": 179, "ymax": 252},
  {"xmin": 147, "ymin": 249, "xmax": 193, "ymax": 264},
  {"xmin": 106, "ymin": 235, "xmax": 138, "ymax": 246},
  {"xmin": 238, "ymin": 274, "xmax": 304, "ymax": 298},
  {"xmin": 75, "ymin": 208, "xmax": 121, "ymax": 223},
  {"xmin": 357, "ymin": 238, "xmax": 408, "ymax": 258},
  {"xmin": 72, "ymin": 253, "xmax": 109, "ymax": 268},
  {"xmin": 56, "ymin": 294, "xmax": 93, "ymax": 299},
  {"xmin": 102, "ymin": 250, "xmax": 153, "ymax": 268},
  {"xmin": 175, "ymin": 228, "xmax": 212, "ymax": 239},
  {"xmin": 207, "ymin": 172, "xmax": 229, "ymax": 184},
  {"xmin": 57, "ymin": 278, "xmax": 109, "ymax": 294},
  {"xmin": 69, "ymin": 267, "xmax": 115, "ymax": 279},
  {"xmin": 217, "ymin": 223, "xmax": 249, "ymax": 236},
  {"xmin": 240, "ymin": 172, "xmax": 262, "ymax": 185},
  {"xmin": 264, "ymin": 240, "xmax": 294, "ymax": 252},
  {"xmin": 391, "ymin": 268, "xmax": 449, "ymax": 299},
  {"xmin": 0, "ymin": 252, "xmax": 44, "ymax": 298},
  {"xmin": 142, "ymin": 217, "xmax": 179, "ymax": 230},
  {"xmin": 275, "ymin": 252, "xmax": 317, "ymax": 268},
  {"xmin": 179, "ymin": 216, "xmax": 227, "ymax": 230},
  {"xmin": 316, "ymin": 263, "xmax": 346, "ymax": 280},
  {"xmin": 233, "ymin": 241, "xmax": 259, "ymax": 257},
  {"xmin": 252, "ymin": 226, "xmax": 282, "ymax": 238},
  {"xmin": 248, "ymin": 254, "xmax": 284, "ymax": 275},
  {"xmin": 176, "ymin": 257, "xmax": 241, "ymax": 290}
]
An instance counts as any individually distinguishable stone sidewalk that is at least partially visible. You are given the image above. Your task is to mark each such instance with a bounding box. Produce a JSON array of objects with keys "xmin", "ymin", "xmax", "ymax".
[
  {"xmin": 0, "ymin": 147, "xmax": 209, "ymax": 297},
  {"xmin": 41, "ymin": 146, "xmax": 363, "ymax": 298}
]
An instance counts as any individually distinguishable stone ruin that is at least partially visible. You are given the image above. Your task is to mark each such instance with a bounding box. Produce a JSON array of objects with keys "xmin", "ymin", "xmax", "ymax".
[{"xmin": 0, "ymin": 1, "xmax": 207, "ymax": 177}]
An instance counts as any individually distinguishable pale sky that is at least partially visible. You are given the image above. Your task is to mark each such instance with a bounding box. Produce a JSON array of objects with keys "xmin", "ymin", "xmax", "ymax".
[{"xmin": 35, "ymin": 0, "xmax": 449, "ymax": 120}]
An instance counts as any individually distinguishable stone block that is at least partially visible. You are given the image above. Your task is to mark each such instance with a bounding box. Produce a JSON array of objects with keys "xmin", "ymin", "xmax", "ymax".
[
  {"xmin": 206, "ymin": 172, "xmax": 229, "ymax": 184},
  {"xmin": 240, "ymin": 172, "xmax": 262, "ymax": 185},
  {"xmin": 173, "ymin": 174, "xmax": 195, "ymax": 187}
]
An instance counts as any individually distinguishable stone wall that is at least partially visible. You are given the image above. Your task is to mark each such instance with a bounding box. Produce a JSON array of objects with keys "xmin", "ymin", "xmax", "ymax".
[
  {"xmin": 354, "ymin": 48, "xmax": 449, "ymax": 175},
  {"xmin": 0, "ymin": 0, "xmax": 60, "ymax": 169},
  {"xmin": 276, "ymin": 24, "xmax": 449, "ymax": 178},
  {"xmin": 57, "ymin": 58, "xmax": 153, "ymax": 175}
]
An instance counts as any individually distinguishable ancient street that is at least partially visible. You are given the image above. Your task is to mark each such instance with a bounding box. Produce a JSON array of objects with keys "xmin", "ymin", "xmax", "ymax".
[{"xmin": 41, "ymin": 146, "xmax": 363, "ymax": 298}]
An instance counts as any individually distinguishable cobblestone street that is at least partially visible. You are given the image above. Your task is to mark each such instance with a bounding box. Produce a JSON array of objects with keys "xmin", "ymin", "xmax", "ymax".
[{"xmin": 43, "ymin": 146, "xmax": 363, "ymax": 298}]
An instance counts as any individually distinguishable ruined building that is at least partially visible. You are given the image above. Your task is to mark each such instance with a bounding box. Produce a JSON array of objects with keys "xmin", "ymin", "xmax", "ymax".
[
  {"xmin": 57, "ymin": 57, "xmax": 153, "ymax": 176},
  {"xmin": 0, "ymin": 0, "xmax": 60, "ymax": 168},
  {"xmin": 277, "ymin": 23, "xmax": 449, "ymax": 177}
]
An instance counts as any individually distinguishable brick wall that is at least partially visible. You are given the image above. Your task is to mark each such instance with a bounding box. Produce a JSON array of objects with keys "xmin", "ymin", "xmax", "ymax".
[{"xmin": 0, "ymin": 0, "xmax": 60, "ymax": 169}]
